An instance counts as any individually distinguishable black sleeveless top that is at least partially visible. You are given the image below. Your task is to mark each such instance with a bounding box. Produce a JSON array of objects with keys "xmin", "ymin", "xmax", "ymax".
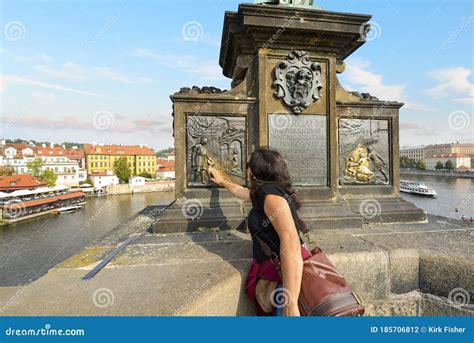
[{"xmin": 248, "ymin": 183, "xmax": 303, "ymax": 263}]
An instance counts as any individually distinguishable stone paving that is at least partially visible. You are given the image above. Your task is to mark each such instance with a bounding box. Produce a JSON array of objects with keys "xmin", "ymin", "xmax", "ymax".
[{"xmin": 0, "ymin": 214, "xmax": 472, "ymax": 316}]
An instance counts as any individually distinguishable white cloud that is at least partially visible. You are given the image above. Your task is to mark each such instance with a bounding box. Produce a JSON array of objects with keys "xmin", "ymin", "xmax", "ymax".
[
  {"xmin": 342, "ymin": 59, "xmax": 431, "ymax": 111},
  {"xmin": 31, "ymin": 91, "xmax": 55, "ymax": 101},
  {"xmin": 426, "ymin": 67, "xmax": 474, "ymax": 105},
  {"xmin": 34, "ymin": 62, "xmax": 130, "ymax": 83},
  {"xmin": 134, "ymin": 48, "xmax": 225, "ymax": 81},
  {"xmin": 1, "ymin": 48, "xmax": 52, "ymax": 62},
  {"xmin": 1, "ymin": 75, "xmax": 101, "ymax": 97}
]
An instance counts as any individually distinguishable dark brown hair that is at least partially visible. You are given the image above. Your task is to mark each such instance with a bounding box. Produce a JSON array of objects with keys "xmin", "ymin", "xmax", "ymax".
[{"xmin": 248, "ymin": 147, "xmax": 301, "ymax": 210}]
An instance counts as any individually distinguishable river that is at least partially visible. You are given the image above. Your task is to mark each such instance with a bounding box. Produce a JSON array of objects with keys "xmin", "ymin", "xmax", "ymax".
[
  {"xmin": 400, "ymin": 174, "xmax": 474, "ymax": 220},
  {"xmin": 2, "ymin": 176, "xmax": 472, "ymax": 287},
  {"xmin": 0, "ymin": 192, "xmax": 174, "ymax": 287}
]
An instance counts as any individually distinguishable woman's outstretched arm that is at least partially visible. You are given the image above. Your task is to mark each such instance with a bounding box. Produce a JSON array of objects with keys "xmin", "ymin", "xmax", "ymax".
[
  {"xmin": 264, "ymin": 194, "xmax": 303, "ymax": 316},
  {"xmin": 209, "ymin": 168, "xmax": 250, "ymax": 202}
]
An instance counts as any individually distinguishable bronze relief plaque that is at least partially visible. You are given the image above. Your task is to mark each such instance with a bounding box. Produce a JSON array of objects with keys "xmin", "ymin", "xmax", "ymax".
[
  {"xmin": 186, "ymin": 115, "xmax": 246, "ymax": 187},
  {"xmin": 268, "ymin": 114, "xmax": 327, "ymax": 186},
  {"xmin": 339, "ymin": 118, "xmax": 390, "ymax": 185}
]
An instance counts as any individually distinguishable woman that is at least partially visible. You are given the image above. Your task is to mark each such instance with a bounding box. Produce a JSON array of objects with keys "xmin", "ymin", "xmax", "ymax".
[{"xmin": 210, "ymin": 147, "xmax": 310, "ymax": 316}]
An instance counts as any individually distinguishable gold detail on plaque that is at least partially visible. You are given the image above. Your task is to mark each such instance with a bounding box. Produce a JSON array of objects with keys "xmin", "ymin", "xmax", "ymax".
[{"xmin": 344, "ymin": 144, "xmax": 375, "ymax": 183}]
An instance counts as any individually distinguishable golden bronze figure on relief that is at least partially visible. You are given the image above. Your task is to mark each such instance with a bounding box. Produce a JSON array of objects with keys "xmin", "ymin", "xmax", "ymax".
[{"xmin": 343, "ymin": 144, "xmax": 389, "ymax": 184}]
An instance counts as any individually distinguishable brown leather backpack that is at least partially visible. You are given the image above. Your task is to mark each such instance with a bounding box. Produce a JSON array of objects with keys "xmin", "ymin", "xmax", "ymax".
[{"xmin": 256, "ymin": 236, "xmax": 365, "ymax": 316}]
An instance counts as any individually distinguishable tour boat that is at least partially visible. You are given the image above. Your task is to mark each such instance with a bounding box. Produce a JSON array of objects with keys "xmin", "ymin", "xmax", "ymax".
[
  {"xmin": 57, "ymin": 205, "xmax": 83, "ymax": 214},
  {"xmin": 400, "ymin": 180, "xmax": 437, "ymax": 197}
]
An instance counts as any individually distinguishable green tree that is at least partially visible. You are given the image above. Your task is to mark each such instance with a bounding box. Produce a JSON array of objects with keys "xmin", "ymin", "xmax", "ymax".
[
  {"xmin": 139, "ymin": 171, "xmax": 153, "ymax": 179},
  {"xmin": 114, "ymin": 157, "xmax": 131, "ymax": 183},
  {"xmin": 416, "ymin": 159, "xmax": 426, "ymax": 170},
  {"xmin": 445, "ymin": 159, "xmax": 454, "ymax": 170},
  {"xmin": 41, "ymin": 169, "xmax": 57, "ymax": 187},
  {"xmin": 400, "ymin": 156, "xmax": 410, "ymax": 168},
  {"xmin": 435, "ymin": 161, "xmax": 444, "ymax": 170},
  {"xmin": 156, "ymin": 147, "xmax": 174, "ymax": 157},
  {"xmin": 27, "ymin": 158, "xmax": 43, "ymax": 177}
]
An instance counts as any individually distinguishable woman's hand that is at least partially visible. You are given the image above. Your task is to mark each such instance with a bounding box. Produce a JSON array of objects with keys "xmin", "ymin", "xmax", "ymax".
[{"xmin": 209, "ymin": 168, "xmax": 225, "ymax": 186}]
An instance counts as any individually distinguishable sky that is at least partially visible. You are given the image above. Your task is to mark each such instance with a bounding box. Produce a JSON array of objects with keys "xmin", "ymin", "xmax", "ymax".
[{"xmin": 0, "ymin": 0, "xmax": 472, "ymax": 151}]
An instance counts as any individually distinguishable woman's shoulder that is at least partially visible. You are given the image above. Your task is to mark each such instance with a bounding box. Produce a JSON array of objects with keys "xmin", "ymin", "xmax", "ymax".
[{"xmin": 254, "ymin": 183, "xmax": 287, "ymax": 200}]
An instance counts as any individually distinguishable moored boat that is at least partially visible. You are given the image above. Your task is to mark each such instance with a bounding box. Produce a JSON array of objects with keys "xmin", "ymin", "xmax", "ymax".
[
  {"xmin": 400, "ymin": 180, "xmax": 437, "ymax": 197},
  {"xmin": 57, "ymin": 205, "xmax": 83, "ymax": 214}
]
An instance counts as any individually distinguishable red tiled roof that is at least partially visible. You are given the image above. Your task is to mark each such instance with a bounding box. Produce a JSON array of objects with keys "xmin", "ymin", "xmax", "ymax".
[
  {"xmin": 3, "ymin": 191, "xmax": 85, "ymax": 209},
  {"xmin": 158, "ymin": 167, "xmax": 175, "ymax": 172},
  {"xmin": 431, "ymin": 153, "xmax": 470, "ymax": 158},
  {"xmin": 90, "ymin": 171, "xmax": 114, "ymax": 177},
  {"xmin": 66, "ymin": 149, "xmax": 85, "ymax": 159},
  {"xmin": 6, "ymin": 143, "xmax": 33, "ymax": 151},
  {"xmin": 84, "ymin": 144, "xmax": 155, "ymax": 156},
  {"xmin": 34, "ymin": 146, "xmax": 67, "ymax": 156},
  {"xmin": 0, "ymin": 174, "xmax": 47, "ymax": 191},
  {"xmin": 156, "ymin": 158, "xmax": 175, "ymax": 167}
]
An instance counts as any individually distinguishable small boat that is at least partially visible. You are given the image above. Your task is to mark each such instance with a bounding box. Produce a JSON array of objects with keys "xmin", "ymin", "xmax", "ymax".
[
  {"xmin": 57, "ymin": 205, "xmax": 83, "ymax": 214},
  {"xmin": 400, "ymin": 180, "xmax": 437, "ymax": 197}
]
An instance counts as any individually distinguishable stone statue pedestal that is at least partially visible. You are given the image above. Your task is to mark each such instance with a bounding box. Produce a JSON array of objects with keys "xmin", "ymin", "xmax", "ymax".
[{"xmin": 153, "ymin": 3, "xmax": 425, "ymax": 234}]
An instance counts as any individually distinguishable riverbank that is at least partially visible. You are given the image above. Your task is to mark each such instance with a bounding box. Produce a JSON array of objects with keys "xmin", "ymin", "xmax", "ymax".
[
  {"xmin": 105, "ymin": 181, "xmax": 174, "ymax": 195},
  {"xmin": 401, "ymin": 169, "xmax": 474, "ymax": 179},
  {"xmin": 0, "ymin": 211, "xmax": 472, "ymax": 316}
]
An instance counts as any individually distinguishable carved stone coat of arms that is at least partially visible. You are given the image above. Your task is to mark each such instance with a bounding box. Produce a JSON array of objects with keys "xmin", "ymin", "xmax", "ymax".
[{"xmin": 273, "ymin": 50, "xmax": 323, "ymax": 114}]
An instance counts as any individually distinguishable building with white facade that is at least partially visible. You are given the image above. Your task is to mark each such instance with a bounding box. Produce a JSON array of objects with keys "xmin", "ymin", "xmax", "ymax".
[
  {"xmin": 425, "ymin": 154, "xmax": 471, "ymax": 171},
  {"xmin": 89, "ymin": 171, "xmax": 119, "ymax": 188},
  {"xmin": 400, "ymin": 145, "xmax": 425, "ymax": 161},
  {"xmin": 0, "ymin": 143, "xmax": 35, "ymax": 174},
  {"xmin": 129, "ymin": 176, "xmax": 146, "ymax": 186},
  {"xmin": 156, "ymin": 158, "xmax": 175, "ymax": 180},
  {"xmin": 34, "ymin": 144, "xmax": 86, "ymax": 187}
]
